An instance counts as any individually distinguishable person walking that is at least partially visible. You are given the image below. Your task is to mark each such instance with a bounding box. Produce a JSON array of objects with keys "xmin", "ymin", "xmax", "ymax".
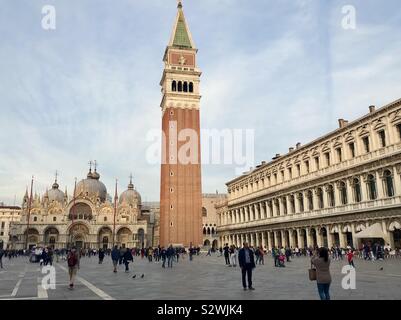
[
  {"xmin": 98, "ymin": 248, "xmax": 105, "ymax": 264},
  {"xmin": 111, "ymin": 245, "xmax": 120, "ymax": 273},
  {"xmin": 238, "ymin": 242, "xmax": 256, "ymax": 291},
  {"xmin": 167, "ymin": 245, "xmax": 174, "ymax": 268},
  {"xmin": 311, "ymin": 247, "xmax": 332, "ymax": 300},
  {"xmin": 258, "ymin": 246, "xmax": 264, "ymax": 265},
  {"xmin": 123, "ymin": 248, "xmax": 134, "ymax": 272},
  {"xmin": 346, "ymin": 249, "xmax": 355, "ymax": 268},
  {"xmin": 161, "ymin": 247, "xmax": 167, "ymax": 268},
  {"xmin": 223, "ymin": 244, "xmax": 230, "ymax": 265},
  {"xmin": 67, "ymin": 247, "xmax": 80, "ymax": 290},
  {"xmin": 230, "ymin": 245, "xmax": 238, "ymax": 267}
]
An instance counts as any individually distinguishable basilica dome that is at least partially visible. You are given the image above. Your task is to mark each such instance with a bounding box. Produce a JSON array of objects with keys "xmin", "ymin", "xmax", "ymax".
[
  {"xmin": 46, "ymin": 181, "xmax": 65, "ymax": 204},
  {"xmin": 76, "ymin": 169, "xmax": 107, "ymax": 202},
  {"xmin": 119, "ymin": 179, "xmax": 141, "ymax": 206}
]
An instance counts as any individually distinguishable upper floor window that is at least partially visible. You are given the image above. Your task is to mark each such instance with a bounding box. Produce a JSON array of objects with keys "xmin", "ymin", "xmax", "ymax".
[
  {"xmin": 327, "ymin": 185, "xmax": 335, "ymax": 207},
  {"xmin": 336, "ymin": 148, "xmax": 342, "ymax": 163},
  {"xmin": 367, "ymin": 174, "xmax": 377, "ymax": 200},
  {"xmin": 178, "ymin": 81, "xmax": 183, "ymax": 92},
  {"xmin": 349, "ymin": 142, "xmax": 356, "ymax": 158},
  {"xmin": 362, "ymin": 136, "xmax": 370, "ymax": 153},
  {"xmin": 289, "ymin": 195, "xmax": 295, "ymax": 213},
  {"xmin": 53, "ymin": 217, "xmax": 56, "ymax": 222},
  {"xmin": 325, "ymin": 152, "xmax": 330, "ymax": 167},
  {"xmin": 281, "ymin": 170, "xmax": 285, "ymax": 181},
  {"xmin": 383, "ymin": 170, "xmax": 394, "ymax": 197},
  {"xmin": 282, "ymin": 198, "xmax": 287, "ymax": 215},
  {"xmin": 172, "ymin": 80, "xmax": 177, "ymax": 92},
  {"xmin": 353, "ymin": 178, "xmax": 362, "ymax": 203},
  {"xmin": 288, "ymin": 167, "xmax": 292, "ymax": 179},
  {"xmin": 33, "ymin": 217, "xmax": 37, "ymax": 222},
  {"xmin": 317, "ymin": 188, "xmax": 324, "ymax": 209},
  {"xmin": 298, "ymin": 193, "xmax": 304, "ymax": 213},
  {"xmin": 1, "ymin": 221, "xmax": 4, "ymax": 228},
  {"xmin": 202, "ymin": 207, "xmax": 207, "ymax": 217},
  {"xmin": 339, "ymin": 181, "xmax": 347, "ymax": 205},
  {"xmin": 307, "ymin": 190, "xmax": 313, "ymax": 211},
  {"xmin": 275, "ymin": 199, "xmax": 280, "ymax": 215},
  {"xmin": 378, "ymin": 130, "xmax": 386, "ymax": 148},
  {"xmin": 274, "ymin": 173, "xmax": 277, "ymax": 184},
  {"xmin": 296, "ymin": 164, "xmax": 301, "ymax": 177},
  {"xmin": 397, "ymin": 123, "xmax": 401, "ymax": 140},
  {"xmin": 315, "ymin": 157, "xmax": 320, "ymax": 171},
  {"xmin": 183, "ymin": 82, "xmax": 188, "ymax": 92},
  {"xmin": 305, "ymin": 161, "xmax": 310, "ymax": 174},
  {"xmin": 189, "ymin": 82, "xmax": 194, "ymax": 93}
]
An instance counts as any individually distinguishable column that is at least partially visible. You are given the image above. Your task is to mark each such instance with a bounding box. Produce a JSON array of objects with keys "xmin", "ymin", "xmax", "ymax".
[
  {"xmin": 360, "ymin": 176, "xmax": 367, "ymax": 201},
  {"xmin": 265, "ymin": 201, "xmax": 270, "ymax": 218},
  {"xmin": 236, "ymin": 209, "xmax": 240, "ymax": 224},
  {"xmin": 346, "ymin": 178, "xmax": 353, "ymax": 204},
  {"xmin": 305, "ymin": 227, "xmax": 312, "ymax": 248},
  {"xmin": 255, "ymin": 232, "xmax": 259, "ymax": 247},
  {"xmin": 326, "ymin": 227, "xmax": 334, "ymax": 248},
  {"xmin": 274, "ymin": 231, "xmax": 280, "ymax": 248},
  {"xmin": 260, "ymin": 202, "xmax": 265, "ymax": 219},
  {"xmin": 376, "ymin": 171, "xmax": 385, "ymax": 199},
  {"xmin": 267, "ymin": 231, "xmax": 272, "ymax": 251},
  {"xmin": 393, "ymin": 165, "xmax": 401, "ymax": 195},
  {"xmin": 241, "ymin": 208, "xmax": 245, "ymax": 223},
  {"xmin": 286, "ymin": 196, "xmax": 291, "ymax": 215},
  {"xmin": 321, "ymin": 188, "xmax": 327, "ymax": 208},
  {"xmin": 272, "ymin": 199, "xmax": 278, "ymax": 217},
  {"xmin": 255, "ymin": 204, "xmax": 260, "ymax": 220},
  {"xmin": 261, "ymin": 232, "xmax": 266, "ymax": 249},
  {"xmin": 338, "ymin": 225, "xmax": 347, "ymax": 248},
  {"xmin": 334, "ymin": 183, "xmax": 341, "ymax": 207},
  {"xmin": 316, "ymin": 228, "xmax": 322, "ymax": 248},
  {"xmin": 294, "ymin": 194, "xmax": 300, "ymax": 214},
  {"xmin": 351, "ymin": 223, "xmax": 358, "ymax": 249},
  {"xmin": 288, "ymin": 230, "xmax": 294, "ymax": 248},
  {"xmin": 382, "ymin": 220, "xmax": 391, "ymax": 245},
  {"xmin": 297, "ymin": 229, "xmax": 304, "ymax": 248}
]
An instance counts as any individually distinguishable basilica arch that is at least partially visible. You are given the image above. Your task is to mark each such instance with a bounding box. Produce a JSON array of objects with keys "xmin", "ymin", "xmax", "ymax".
[
  {"xmin": 44, "ymin": 226, "xmax": 60, "ymax": 248},
  {"xmin": 68, "ymin": 222, "xmax": 90, "ymax": 249},
  {"xmin": 116, "ymin": 227, "xmax": 133, "ymax": 248},
  {"xmin": 98, "ymin": 226, "xmax": 113, "ymax": 249}
]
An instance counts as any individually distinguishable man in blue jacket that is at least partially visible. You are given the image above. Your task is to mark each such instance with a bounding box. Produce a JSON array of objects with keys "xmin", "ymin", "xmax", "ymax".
[
  {"xmin": 238, "ymin": 242, "xmax": 256, "ymax": 291},
  {"xmin": 111, "ymin": 245, "xmax": 120, "ymax": 273}
]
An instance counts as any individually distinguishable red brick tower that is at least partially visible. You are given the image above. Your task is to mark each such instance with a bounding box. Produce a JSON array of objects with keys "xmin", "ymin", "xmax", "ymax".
[{"xmin": 159, "ymin": 1, "xmax": 202, "ymax": 247}]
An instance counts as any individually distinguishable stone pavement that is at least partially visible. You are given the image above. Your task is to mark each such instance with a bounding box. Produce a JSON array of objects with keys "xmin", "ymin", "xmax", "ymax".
[{"xmin": 0, "ymin": 254, "xmax": 400, "ymax": 300}]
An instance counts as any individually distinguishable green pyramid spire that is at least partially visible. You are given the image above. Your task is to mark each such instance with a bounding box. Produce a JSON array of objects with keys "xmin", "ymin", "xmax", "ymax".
[{"xmin": 172, "ymin": 7, "xmax": 193, "ymax": 48}]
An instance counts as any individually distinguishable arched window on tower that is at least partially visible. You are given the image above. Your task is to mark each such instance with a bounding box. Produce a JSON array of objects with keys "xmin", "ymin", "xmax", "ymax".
[
  {"xmin": 172, "ymin": 80, "xmax": 177, "ymax": 92},
  {"xmin": 183, "ymin": 82, "xmax": 188, "ymax": 92},
  {"xmin": 203, "ymin": 227, "xmax": 206, "ymax": 235},
  {"xmin": 384, "ymin": 170, "xmax": 395, "ymax": 197},
  {"xmin": 189, "ymin": 82, "xmax": 194, "ymax": 93},
  {"xmin": 178, "ymin": 81, "xmax": 183, "ymax": 92}
]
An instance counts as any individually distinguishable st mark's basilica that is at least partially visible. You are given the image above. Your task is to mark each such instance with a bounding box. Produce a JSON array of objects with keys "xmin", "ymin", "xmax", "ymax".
[{"xmin": 8, "ymin": 164, "xmax": 156, "ymax": 250}]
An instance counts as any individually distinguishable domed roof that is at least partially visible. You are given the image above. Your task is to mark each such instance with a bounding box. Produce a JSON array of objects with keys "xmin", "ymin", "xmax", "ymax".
[
  {"xmin": 76, "ymin": 169, "xmax": 107, "ymax": 202},
  {"xmin": 46, "ymin": 180, "xmax": 65, "ymax": 204},
  {"xmin": 119, "ymin": 178, "xmax": 141, "ymax": 205}
]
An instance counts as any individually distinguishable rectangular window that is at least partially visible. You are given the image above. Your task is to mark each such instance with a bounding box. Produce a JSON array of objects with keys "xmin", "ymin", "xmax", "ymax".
[
  {"xmin": 296, "ymin": 164, "xmax": 301, "ymax": 176},
  {"xmin": 325, "ymin": 152, "xmax": 330, "ymax": 167},
  {"xmin": 0, "ymin": 231, "xmax": 3, "ymax": 236},
  {"xmin": 281, "ymin": 170, "xmax": 285, "ymax": 181},
  {"xmin": 362, "ymin": 136, "xmax": 370, "ymax": 153},
  {"xmin": 1, "ymin": 221, "xmax": 4, "ymax": 228},
  {"xmin": 378, "ymin": 130, "xmax": 386, "ymax": 147},
  {"xmin": 274, "ymin": 173, "xmax": 277, "ymax": 184},
  {"xmin": 349, "ymin": 143, "xmax": 355, "ymax": 158},
  {"xmin": 397, "ymin": 124, "xmax": 401, "ymax": 140},
  {"xmin": 305, "ymin": 161, "xmax": 310, "ymax": 173},
  {"xmin": 53, "ymin": 217, "xmax": 56, "ymax": 222},
  {"xmin": 288, "ymin": 167, "xmax": 292, "ymax": 179},
  {"xmin": 336, "ymin": 148, "xmax": 342, "ymax": 163},
  {"xmin": 315, "ymin": 157, "xmax": 320, "ymax": 170}
]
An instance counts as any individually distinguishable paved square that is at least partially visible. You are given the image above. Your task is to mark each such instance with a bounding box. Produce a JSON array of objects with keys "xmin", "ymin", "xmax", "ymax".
[{"xmin": 0, "ymin": 254, "xmax": 400, "ymax": 300}]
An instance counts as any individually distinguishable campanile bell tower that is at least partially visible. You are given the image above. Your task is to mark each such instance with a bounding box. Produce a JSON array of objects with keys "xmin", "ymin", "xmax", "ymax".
[{"xmin": 159, "ymin": 1, "xmax": 202, "ymax": 247}]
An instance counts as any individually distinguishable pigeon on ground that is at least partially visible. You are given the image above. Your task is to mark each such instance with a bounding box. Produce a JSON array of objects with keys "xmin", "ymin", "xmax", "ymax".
[
  {"xmin": 141, "ymin": 274, "xmax": 144, "ymax": 278},
  {"xmin": 132, "ymin": 275, "xmax": 136, "ymax": 278},
  {"xmin": 379, "ymin": 267, "xmax": 384, "ymax": 271}
]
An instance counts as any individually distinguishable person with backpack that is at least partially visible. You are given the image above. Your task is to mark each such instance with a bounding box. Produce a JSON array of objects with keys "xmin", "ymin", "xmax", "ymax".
[
  {"xmin": 123, "ymin": 248, "xmax": 134, "ymax": 272},
  {"xmin": 67, "ymin": 247, "xmax": 80, "ymax": 290},
  {"xmin": 111, "ymin": 245, "xmax": 120, "ymax": 273}
]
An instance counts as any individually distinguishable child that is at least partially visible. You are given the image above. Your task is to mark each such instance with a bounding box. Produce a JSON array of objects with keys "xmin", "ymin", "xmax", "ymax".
[
  {"xmin": 346, "ymin": 249, "xmax": 355, "ymax": 268},
  {"xmin": 278, "ymin": 254, "xmax": 286, "ymax": 267}
]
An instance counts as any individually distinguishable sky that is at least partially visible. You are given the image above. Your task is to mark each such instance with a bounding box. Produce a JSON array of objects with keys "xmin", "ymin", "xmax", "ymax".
[{"xmin": 1, "ymin": 0, "xmax": 401, "ymax": 205}]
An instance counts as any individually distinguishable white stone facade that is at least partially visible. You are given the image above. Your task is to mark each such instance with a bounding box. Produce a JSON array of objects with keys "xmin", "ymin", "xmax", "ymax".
[
  {"xmin": 0, "ymin": 207, "xmax": 22, "ymax": 249},
  {"xmin": 218, "ymin": 99, "xmax": 401, "ymax": 250}
]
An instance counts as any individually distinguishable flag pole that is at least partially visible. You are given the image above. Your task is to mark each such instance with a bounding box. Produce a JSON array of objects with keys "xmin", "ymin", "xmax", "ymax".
[{"xmin": 25, "ymin": 176, "xmax": 34, "ymax": 250}]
